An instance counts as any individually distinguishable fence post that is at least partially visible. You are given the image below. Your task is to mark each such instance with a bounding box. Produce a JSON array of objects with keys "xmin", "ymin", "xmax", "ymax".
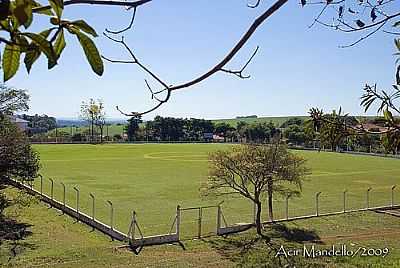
[
  {"xmin": 132, "ymin": 210, "xmax": 136, "ymax": 241},
  {"xmin": 366, "ymin": 187, "xmax": 372, "ymax": 209},
  {"xmin": 73, "ymin": 187, "xmax": 80, "ymax": 220},
  {"xmin": 60, "ymin": 182, "xmax": 66, "ymax": 207},
  {"xmin": 392, "ymin": 185, "xmax": 397, "ymax": 207},
  {"xmin": 90, "ymin": 193, "xmax": 95, "ymax": 222},
  {"xmin": 176, "ymin": 205, "xmax": 181, "ymax": 240},
  {"xmin": 49, "ymin": 178, "xmax": 54, "ymax": 201},
  {"xmin": 315, "ymin": 192, "xmax": 322, "ymax": 216},
  {"xmin": 39, "ymin": 175, "xmax": 43, "ymax": 195},
  {"xmin": 198, "ymin": 207, "xmax": 202, "ymax": 239},
  {"xmin": 107, "ymin": 200, "xmax": 114, "ymax": 232},
  {"xmin": 343, "ymin": 189, "xmax": 347, "ymax": 213},
  {"xmin": 285, "ymin": 194, "xmax": 291, "ymax": 220},
  {"xmin": 217, "ymin": 204, "xmax": 221, "ymax": 233}
]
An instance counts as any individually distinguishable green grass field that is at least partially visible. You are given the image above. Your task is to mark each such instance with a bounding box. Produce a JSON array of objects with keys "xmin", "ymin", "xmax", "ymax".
[{"xmin": 32, "ymin": 144, "xmax": 400, "ymax": 239}]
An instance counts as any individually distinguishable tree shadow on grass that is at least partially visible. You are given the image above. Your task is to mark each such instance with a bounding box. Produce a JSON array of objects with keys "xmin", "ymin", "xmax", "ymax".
[
  {"xmin": 0, "ymin": 217, "xmax": 37, "ymax": 261},
  {"xmin": 205, "ymin": 225, "xmax": 325, "ymax": 268},
  {"xmin": 268, "ymin": 223, "xmax": 323, "ymax": 244}
]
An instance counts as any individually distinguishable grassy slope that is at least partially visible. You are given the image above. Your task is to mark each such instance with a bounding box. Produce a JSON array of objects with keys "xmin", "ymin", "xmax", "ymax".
[
  {"xmin": 1, "ymin": 188, "xmax": 231, "ymax": 268},
  {"xmin": 2, "ymin": 187, "xmax": 400, "ymax": 268},
  {"xmin": 210, "ymin": 211, "xmax": 400, "ymax": 267},
  {"xmin": 31, "ymin": 144, "xmax": 400, "ymax": 238},
  {"xmin": 212, "ymin": 116, "xmax": 309, "ymax": 127}
]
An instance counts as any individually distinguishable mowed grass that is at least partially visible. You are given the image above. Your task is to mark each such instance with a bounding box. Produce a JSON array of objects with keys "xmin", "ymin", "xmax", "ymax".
[
  {"xmin": 32, "ymin": 144, "xmax": 400, "ymax": 238},
  {"xmin": 4, "ymin": 187, "xmax": 400, "ymax": 268}
]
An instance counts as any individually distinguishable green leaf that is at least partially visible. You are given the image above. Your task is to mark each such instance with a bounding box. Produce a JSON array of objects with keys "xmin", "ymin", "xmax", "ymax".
[
  {"xmin": 383, "ymin": 109, "xmax": 394, "ymax": 123},
  {"xmin": 24, "ymin": 46, "xmax": 40, "ymax": 73},
  {"xmin": 71, "ymin": 20, "xmax": 98, "ymax": 37},
  {"xmin": 21, "ymin": 32, "xmax": 57, "ymax": 69},
  {"xmin": 14, "ymin": 0, "xmax": 32, "ymax": 28},
  {"xmin": 16, "ymin": 35, "xmax": 29, "ymax": 52},
  {"xmin": 31, "ymin": 0, "xmax": 53, "ymax": 16},
  {"xmin": 48, "ymin": 0, "xmax": 63, "ymax": 19},
  {"xmin": 395, "ymin": 38, "xmax": 400, "ymax": 51},
  {"xmin": 53, "ymin": 29, "xmax": 65, "ymax": 58},
  {"xmin": 2, "ymin": 43, "xmax": 21, "ymax": 81},
  {"xmin": 40, "ymin": 28, "xmax": 55, "ymax": 38},
  {"xmin": 0, "ymin": 19, "xmax": 10, "ymax": 31},
  {"xmin": 73, "ymin": 31, "xmax": 104, "ymax": 76}
]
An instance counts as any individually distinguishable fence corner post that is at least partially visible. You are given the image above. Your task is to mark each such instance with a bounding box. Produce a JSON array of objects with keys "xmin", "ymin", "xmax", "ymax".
[{"xmin": 131, "ymin": 210, "xmax": 136, "ymax": 243}]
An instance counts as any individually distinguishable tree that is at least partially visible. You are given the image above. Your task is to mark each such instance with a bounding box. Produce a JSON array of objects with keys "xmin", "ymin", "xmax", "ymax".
[
  {"xmin": 202, "ymin": 140, "xmax": 309, "ymax": 237},
  {"xmin": 125, "ymin": 116, "xmax": 142, "ymax": 142},
  {"xmin": 80, "ymin": 98, "xmax": 105, "ymax": 143},
  {"xmin": 280, "ymin": 117, "xmax": 304, "ymax": 128},
  {"xmin": 21, "ymin": 113, "xmax": 57, "ymax": 134},
  {"xmin": 283, "ymin": 124, "xmax": 307, "ymax": 145},
  {"xmin": 0, "ymin": 85, "xmax": 29, "ymax": 115},
  {"xmin": 0, "ymin": 115, "xmax": 40, "ymax": 214},
  {"xmin": 381, "ymin": 131, "xmax": 400, "ymax": 155},
  {"xmin": 308, "ymin": 108, "xmax": 358, "ymax": 151}
]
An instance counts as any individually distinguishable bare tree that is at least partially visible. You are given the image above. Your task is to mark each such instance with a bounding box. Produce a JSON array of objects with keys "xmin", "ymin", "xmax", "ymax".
[
  {"xmin": 80, "ymin": 98, "xmax": 106, "ymax": 143},
  {"xmin": 202, "ymin": 141, "xmax": 310, "ymax": 237}
]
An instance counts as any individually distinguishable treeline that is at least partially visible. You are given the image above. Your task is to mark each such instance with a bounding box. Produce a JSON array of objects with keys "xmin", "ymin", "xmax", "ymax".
[
  {"xmin": 20, "ymin": 114, "xmax": 57, "ymax": 134},
  {"xmin": 125, "ymin": 116, "xmax": 281, "ymax": 143},
  {"xmin": 28, "ymin": 112, "xmax": 399, "ymax": 155}
]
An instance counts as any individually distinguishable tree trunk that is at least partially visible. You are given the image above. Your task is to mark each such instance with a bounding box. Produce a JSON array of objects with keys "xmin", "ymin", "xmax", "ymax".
[
  {"xmin": 255, "ymin": 200, "xmax": 263, "ymax": 236},
  {"xmin": 100, "ymin": 126, "xmax": 103, "ymax": 143},
  {"xmin": 268, "ymin": 188, "xmax": 274, "ymax": 222},
  {"xmin": 91, "ymin": 119, "xmax": 94, "ymax": 144}
]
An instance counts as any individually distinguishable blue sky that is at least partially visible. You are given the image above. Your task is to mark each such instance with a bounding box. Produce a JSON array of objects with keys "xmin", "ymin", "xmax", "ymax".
[{"xmin": 11, "ymin": 0, "xmax": 397, "ymax": 120}]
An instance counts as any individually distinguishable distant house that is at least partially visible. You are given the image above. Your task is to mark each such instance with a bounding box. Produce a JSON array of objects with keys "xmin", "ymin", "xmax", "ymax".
[
  {"xmin": 213, "ymin": 134, "xmax": 225, "ymax": 142},
  {"xmin": 9, "ymin": 115, "xmax": 29, "ymax": 131},
  {"xmin": 356, "ymin": 123, "xmax": 389, "ymax": 133}
]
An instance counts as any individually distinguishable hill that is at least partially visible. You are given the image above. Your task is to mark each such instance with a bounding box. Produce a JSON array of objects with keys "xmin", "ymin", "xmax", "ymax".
[{"xmin": 212, "ymin": 116, "xmax": 309, "ymax": 127}]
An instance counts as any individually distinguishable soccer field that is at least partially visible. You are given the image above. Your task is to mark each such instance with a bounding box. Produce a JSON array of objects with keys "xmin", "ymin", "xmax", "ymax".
[{"xmin": 32, "ymin": 144, "xmax": 400, "ymax": 238}]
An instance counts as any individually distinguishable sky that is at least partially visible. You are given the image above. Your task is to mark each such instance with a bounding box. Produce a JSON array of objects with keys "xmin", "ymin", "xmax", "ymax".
[{"xmin": 10, "ymin": 0, "xmax": 399, "ymax": 120}]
